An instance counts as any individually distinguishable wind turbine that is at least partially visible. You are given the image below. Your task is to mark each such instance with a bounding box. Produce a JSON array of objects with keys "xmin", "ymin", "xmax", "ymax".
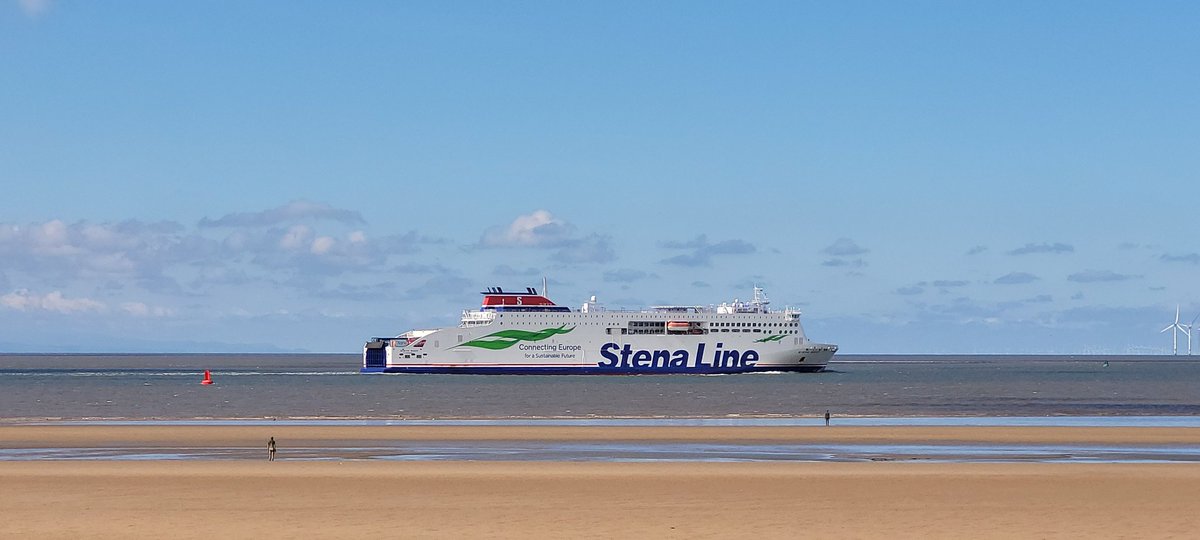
[
  {"xmin": 1161, "ymin": 305, "xmax": 1188, "ymax": 355},
  {"xmin": 1185, "ymin": 312, "xmax": 1200, "ymax": 355}
]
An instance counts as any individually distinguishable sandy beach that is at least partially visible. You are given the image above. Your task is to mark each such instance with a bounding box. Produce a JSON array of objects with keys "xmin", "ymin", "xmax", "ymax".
[
  {"xmin": 2, "ymin": 460, "xmax": 1199, "ymax": 539},
  {"xmin": 2, "ymin": 425, "xmax": 1200, "ymax": 538}
]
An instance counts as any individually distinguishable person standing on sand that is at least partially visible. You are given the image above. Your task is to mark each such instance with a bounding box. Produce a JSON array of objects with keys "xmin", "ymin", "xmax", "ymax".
[
  {"xmin": 267, "ymin": 437, "xmax": 277, "ymax": 461},
  {"xmin": 825, "ymin": 410, "xmax": 831, "ymax": 426}
]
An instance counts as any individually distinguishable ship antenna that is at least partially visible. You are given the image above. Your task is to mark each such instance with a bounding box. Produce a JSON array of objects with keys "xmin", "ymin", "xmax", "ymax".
[{"xmin": 752, "ymin": 285, "xmax": 769, "ymax": 312}]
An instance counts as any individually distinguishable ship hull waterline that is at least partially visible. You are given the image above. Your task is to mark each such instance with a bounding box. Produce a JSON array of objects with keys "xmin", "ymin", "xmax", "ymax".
[{"xmin": 362, "ymin": 364, "xmax": 829, "ymax": 375}]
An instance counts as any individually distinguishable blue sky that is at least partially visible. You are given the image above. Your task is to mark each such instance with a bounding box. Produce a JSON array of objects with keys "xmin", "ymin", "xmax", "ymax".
[{"xmin": 2, "ymin": 1, "xmax": 1197, "ymax": 353}]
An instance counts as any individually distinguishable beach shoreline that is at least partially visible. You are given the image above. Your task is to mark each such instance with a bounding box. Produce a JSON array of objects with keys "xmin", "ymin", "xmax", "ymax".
[{"xmin": 4, "ymin": 424, "xmax": 1200, "ymax": 448}]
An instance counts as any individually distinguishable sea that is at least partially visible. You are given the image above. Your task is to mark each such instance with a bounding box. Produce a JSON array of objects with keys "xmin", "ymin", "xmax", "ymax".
[
  {"xmin": 5, "ymin": 353, "xmax": 1200, "ymax": 462},
  {"xmin": 3, "ymin": 354, "xmax": 1199, "ymax": 422}
]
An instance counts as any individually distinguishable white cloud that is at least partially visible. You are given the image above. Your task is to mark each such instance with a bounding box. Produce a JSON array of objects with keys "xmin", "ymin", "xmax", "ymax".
[
  {"xmin": 821, "ymin": 238, "xmax": 869, "ymax": 257},
  {"xmin": 310, "ymin": 236, "xmax": 335, "ymax": 255},
  {"xmin": 120, "ymin": 302, "xmax": 174, "ymax": 317},
  {"xmin": 993, "ymin": 272, "xmax": 1040, "ymax": 285},
  {"xmin": 278, "ymin": 224, "xmax": 313, "ymax": 251},
  {"xmin": 821, "ymin": 258, "xmax": 867, "ymax": 268},
  {"xmin": 475, "ymin": 211, "xmax": 613, "ymax": 264},
  {"xmin": 1160, "ymin": 253, "xmax": 1200, "ymax": 264},
  {"xmin": 213, "ymin": 226, "xmax": 436, "ymax": 279},
  {"xmin": 603, "ymin": 269, "xmax": 656, "ymax": 283},
  {"xmin": 0, "ymin": 219, "xmax": 208, "ymax": 289},
  {"xmin": 198, "ymin": 200, "xmax": 365, "ymax": 228},
  {"xmin": 120, "ymin": 302, "xmax": 147, "ymax": 316},
  {"xmin": 493, "ymin": 265, "xmax": 540, "ymax": 276},
  {"xmin": 18, "ymin": 0, "xmax": 52, "ymax": 17},
  {"xmin": 659, "ymin": 234, "xmax": 755, "ymax": 267},
  {"xmin": 210, "ymin": 219, "xmax": 439, "ymax": 278},
  {"xmin": 1, "ymin": 289, "xmax": 105, "ymax": 314},
  {"xmin": 0, "ymin": 204, "xmax": 479, "ymax": 315},
  {"xmin": 553, "ymin": 234, "xmax": 616, "ymax": 264},
  {"xmin": 480, "ymin": 210, "xmax": 574, "ymax": 248},
  {"xmin": 30, "ymin": 220, "xmax": 79, "ymax": 256},
  {"xmin": 1067, "ymin": 270, "xmax": 1138, "ymax": 283},
  {"xmin": 1007, "ymin": 242, "xmax": 1074, "ymax": 256},
  {"xmin": 87, "ymin": 252, "xmax": 137, "ymax": 273}
]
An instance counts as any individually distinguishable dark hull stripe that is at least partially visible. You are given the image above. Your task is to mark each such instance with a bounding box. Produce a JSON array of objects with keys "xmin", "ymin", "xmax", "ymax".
[{"xmin": 361, "ymin": 365, "xmax": 826, "ymax": 375}]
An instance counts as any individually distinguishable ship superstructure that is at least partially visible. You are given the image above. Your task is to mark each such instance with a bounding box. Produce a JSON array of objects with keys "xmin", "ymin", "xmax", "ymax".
[{"xmin": 362, "ymin": 285, "xmax": 836, "ymax": 374}]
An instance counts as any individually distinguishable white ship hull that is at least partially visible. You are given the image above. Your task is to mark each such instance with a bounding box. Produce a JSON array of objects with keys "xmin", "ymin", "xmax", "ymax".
[{"xmin": 363, "ymin": 287, "xmax": 836, "ymax": 375}]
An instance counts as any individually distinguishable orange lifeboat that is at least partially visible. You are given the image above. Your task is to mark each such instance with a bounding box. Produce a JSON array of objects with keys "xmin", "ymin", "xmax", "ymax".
[{"xmin": 666, "ymin": 321, "xmax": 690, "ymax": 332}]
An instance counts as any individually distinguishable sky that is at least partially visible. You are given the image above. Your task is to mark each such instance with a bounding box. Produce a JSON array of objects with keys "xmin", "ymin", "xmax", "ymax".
[{"xmin": 1, "ymin": 1, "xmax": 1198, "ymax": 354}]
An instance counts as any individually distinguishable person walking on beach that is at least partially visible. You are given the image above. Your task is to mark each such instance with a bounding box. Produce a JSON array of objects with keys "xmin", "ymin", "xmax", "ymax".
[
  {"xmin": 825, "ymin": 410, "xmax": 831, "ymax": 426},
  {"xmin": 267, "ymin": 437, "xmax": 277, "ymax": 461}
]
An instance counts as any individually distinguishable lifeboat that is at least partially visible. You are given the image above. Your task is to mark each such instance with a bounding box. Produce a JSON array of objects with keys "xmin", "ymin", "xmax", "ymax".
[{"xmin": 666, "ymin": 321, "xmax": 691, "ymax": 332}]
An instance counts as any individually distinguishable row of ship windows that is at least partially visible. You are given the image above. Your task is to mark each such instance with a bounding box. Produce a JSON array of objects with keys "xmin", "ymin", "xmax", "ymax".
[
  {"xmin": 627, "ymin": 321, "xmax": 797, "ymax": 327},
  {"xmin": 715, "ymin": 329, "xmax": 798, "ymax": 333},
  {"xmin": 492, "ymin": 317, "xmax": 798, "ymax": 327},
  {"xmin": 711, "ymin": 322, "xmax": 798, "ymax": 328},
  {"xmin": 616, "ymin": 329, "xmax": 799, "ymax": 335},
  {"xmin": 490, "ymin": 321, "xmax": 799, "ymax": 327}
]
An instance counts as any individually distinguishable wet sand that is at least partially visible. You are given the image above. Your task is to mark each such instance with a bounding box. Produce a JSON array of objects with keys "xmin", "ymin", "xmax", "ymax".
[
  {"xmin": 3, "ymin": 424, "xmax": 1200, "ymax": 448},
  {"xmin": 3, "ymin": 425, "xmax": 1200, "ymax": 538}
]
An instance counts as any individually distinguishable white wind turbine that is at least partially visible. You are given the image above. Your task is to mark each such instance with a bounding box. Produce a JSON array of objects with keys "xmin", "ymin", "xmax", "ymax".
[
  {"xmin": 1185, "ymin": 312, "xmax": 1200, "ymax": 355},
  {"xmin": 1160, "ymin": 305, "xmax": 1189, "ymax": 355}
]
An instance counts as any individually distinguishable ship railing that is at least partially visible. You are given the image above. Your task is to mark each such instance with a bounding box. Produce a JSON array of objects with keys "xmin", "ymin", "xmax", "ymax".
[
  {"xmin": 648, "ymin": 305, "xmax": 710, "ymax": 313},
  {"xmin": 460, "ymin": 310, "xmax": 497, "ymax": 325},
  {"xmin": 599, "ymin": 306, "xmax": 718, "ymax": 314}
]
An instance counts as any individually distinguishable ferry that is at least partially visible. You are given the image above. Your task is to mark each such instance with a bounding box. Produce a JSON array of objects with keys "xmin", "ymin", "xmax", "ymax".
[{"xmin": 361, "ymin": 284, "xmax": 837, "ymax": 374}]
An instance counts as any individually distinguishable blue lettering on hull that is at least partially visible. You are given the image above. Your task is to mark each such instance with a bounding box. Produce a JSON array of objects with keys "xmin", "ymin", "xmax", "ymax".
[{"xmin": 597, "ymin": 342, "xmax": 758, "ymax": 371}]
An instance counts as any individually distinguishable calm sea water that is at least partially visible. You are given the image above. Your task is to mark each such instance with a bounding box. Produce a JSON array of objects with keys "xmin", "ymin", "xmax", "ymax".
[{"xmin": 2, "ymin": 354, "xmax": 1198, "ymax": 421}]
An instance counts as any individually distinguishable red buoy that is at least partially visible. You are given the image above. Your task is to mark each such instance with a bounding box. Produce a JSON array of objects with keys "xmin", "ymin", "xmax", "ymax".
[{"xmin": 200, "ymin": 369, "xmax": 214, "ymax": 385}]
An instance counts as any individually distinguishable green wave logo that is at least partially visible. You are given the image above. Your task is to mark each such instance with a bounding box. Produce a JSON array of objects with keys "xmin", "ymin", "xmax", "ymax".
[
  {"xmin": 459, "ymin": 325, "xmax": 576, "ymax": 350},
  {"xmin": 754, "ymin": 334, "xmax": 787, "ymax": 343}
]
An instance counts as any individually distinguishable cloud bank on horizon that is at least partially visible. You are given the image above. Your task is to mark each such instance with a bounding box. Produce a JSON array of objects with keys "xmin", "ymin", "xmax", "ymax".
[
  {"xmin": 3, "ymin": 2, "xmax": 1198, "ymax": 353},
  {"xmin": 1, "ymin": 202, "xmax": 1197, "ymax": 353}
]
